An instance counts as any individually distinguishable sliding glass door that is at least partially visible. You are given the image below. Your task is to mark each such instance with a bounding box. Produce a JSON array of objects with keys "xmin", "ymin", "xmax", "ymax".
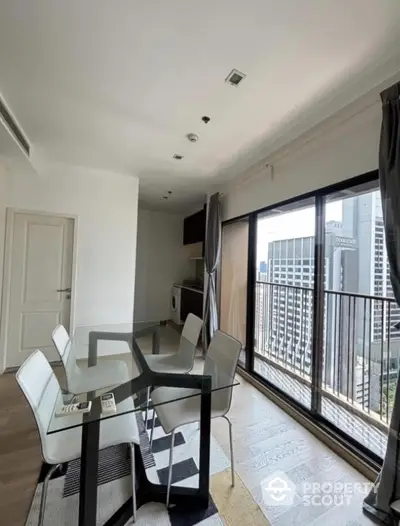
[
  {"xmin": 321, "ymin": 181, "xmax": 395, "ymax": 459},
  {"xmin": 253, "ymin": 199, "xmax": 315, "ymax": 409},
  {"xmin": 220, "ymin": 171, "xmax": 389, "ymax": 460}
]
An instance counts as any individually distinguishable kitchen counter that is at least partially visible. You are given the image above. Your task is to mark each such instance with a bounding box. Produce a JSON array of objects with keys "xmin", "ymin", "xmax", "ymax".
[{"xmin": 175, "ymin": 284, "xmax": 204, "ymax": 294}]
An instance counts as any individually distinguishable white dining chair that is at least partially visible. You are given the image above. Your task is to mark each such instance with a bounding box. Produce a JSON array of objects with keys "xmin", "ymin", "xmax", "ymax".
[
  {"xmin": 143, "ymin": 313, "xmax": 202, "ymax": 423},
  {"xmin": 150, "ymin": 330, "xmax": 241, "ymax": 507},
  {"xmin": 52, "ymin": 324, "xmax": 131, "ymax": 394},
  {"xmin": 145, "ymin": 314, "xmax": 202, "ymax": 373},
  {"xmin": 16, "ymin": 350, "xmax": 139, "ymax": 525}
]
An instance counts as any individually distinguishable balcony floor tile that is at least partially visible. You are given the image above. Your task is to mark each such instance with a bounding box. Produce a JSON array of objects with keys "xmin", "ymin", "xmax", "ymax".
[{"xmin": 254, "ymin": 356, "xmax": 387, "ymax": 458}]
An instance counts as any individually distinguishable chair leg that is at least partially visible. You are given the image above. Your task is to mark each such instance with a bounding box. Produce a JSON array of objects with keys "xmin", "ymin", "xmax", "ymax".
[
  {"xmin": 145, "ymin": 386, "xmax": 151, "ymax": 425},
  {"xmin": 150, "ymin": 410, "xmax": 156, "ymax": 449},
  {"xmin": 130, "ymin": 444, "xmax": 137, "ymax": 523},
  {"xmin": 222, "ymin": 415, "xmax": 235, "ymax": 487},
  {"xmin": 166, "ymin": 430, "xmax": 175, "ymax": 508},
  {"xmin": 38, "ymin": 464, "xmax": 61, "ymax": 526}
]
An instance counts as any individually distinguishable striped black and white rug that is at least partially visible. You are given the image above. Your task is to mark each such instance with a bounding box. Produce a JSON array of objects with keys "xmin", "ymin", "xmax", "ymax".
[{"xmin": 26, "ymin": 409, "xmax": 230, "ymax": 526}]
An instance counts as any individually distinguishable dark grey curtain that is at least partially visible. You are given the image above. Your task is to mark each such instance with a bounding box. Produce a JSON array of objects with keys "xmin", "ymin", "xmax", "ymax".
[
  {"xmin": 202, "ymin": 193, "xmax": 221, "ymax": 350},
  {"xmin": 363, "ymin": 81, "xmax": 400, "ymax": 524}
]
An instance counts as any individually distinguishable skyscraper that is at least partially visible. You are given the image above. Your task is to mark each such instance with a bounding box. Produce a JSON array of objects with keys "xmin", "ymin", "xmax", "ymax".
[
  {"xmin": 262, "ymin": 236, "xmax": 315, "ymax": 375},
  {"xmin": 341, "ymin": 192, "xmax": 400, "ymax": 410},
  {"xmin": 260, "ymin": 224, "xmax": 356, "ymax": 381},
  {"xmin": 341, "ymin": 192, "xmax": 400, "ymax": 345}
]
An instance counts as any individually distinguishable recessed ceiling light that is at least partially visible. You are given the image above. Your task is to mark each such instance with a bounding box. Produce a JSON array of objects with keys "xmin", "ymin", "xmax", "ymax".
[
  {"xmin": 173, "ymin": 154, "xmax": 183, "ymax": 160},
  {"xmin": 226, "ymin": 69, "xmax": 246, "ymax": 87}
]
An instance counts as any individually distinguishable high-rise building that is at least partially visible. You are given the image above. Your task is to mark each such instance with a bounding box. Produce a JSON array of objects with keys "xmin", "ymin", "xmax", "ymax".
[
  {"xmin": 260, "ymin": 225, "xmax": 357, "ymax": 381},
  {"xmin": 262, "ymin": 236, "xmax": 315, "ymax": 375},
  {"xmin": 341, "ymin": 192, "xmax": 400, "ymax": 410},
  {"xmin": 342, "ymin": 192, "xmax": 400, "ymax": 345},
  {"xmin": 259, "ymin": 261, "xmax": 267, "ymax": 274}
]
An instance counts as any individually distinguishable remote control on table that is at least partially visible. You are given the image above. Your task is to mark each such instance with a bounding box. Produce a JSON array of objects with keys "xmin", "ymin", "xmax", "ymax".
[
  {"xmin": 101, "ymin": 393, "xmax": 117, "ymax": 415},
  {"xmin": 55, "ymin": 401, "xmax": 92, "ymax": 417}
]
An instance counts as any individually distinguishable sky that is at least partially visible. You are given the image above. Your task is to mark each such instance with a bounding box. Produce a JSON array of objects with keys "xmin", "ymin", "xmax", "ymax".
[{"xmin": 257, "ymin": 200, "xmax": 342, "ymax": 264}]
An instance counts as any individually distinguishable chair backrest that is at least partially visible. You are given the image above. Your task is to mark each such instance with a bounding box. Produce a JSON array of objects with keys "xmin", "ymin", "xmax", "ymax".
[
  {"xmin": 177, "ymin": 314, "xmax": 203, "ymax": 370},
  {"xmin": 16, "ymin": 350, "xmax": 60, "ymax": 463},
  {"xmin": 52, "ymin": 324, "xmax": 79, "ymax": 392},
  {"xmin": 204, "ymin": 330, "xmax": 241, "ymax": 414}
]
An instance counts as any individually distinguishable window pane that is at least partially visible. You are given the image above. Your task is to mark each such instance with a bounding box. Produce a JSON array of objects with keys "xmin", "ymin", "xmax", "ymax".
[{"xmin": 322, "ymin": 185, "xmax": 390, "ymax": 458}]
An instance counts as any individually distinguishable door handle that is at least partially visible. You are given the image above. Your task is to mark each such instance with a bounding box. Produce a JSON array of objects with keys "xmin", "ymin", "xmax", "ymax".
[{"xmin": 57, "ymin": 288, "xmax": 71, "ymax": 293}]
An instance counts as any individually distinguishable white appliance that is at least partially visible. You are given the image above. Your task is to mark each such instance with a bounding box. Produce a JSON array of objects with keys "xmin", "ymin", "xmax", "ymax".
[{"xmin": 171, "ymin": 286, "xmax": 183, "ymax": 325}]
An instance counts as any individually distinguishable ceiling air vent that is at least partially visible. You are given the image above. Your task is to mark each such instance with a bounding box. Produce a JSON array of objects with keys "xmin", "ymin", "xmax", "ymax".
[
  {"xmin": 0, "ymin": 95, "xmax": 30, "ymax": 156},
  {"xmin": 225, "ymin": 69, "xmax": 246, "ymax": 87}
]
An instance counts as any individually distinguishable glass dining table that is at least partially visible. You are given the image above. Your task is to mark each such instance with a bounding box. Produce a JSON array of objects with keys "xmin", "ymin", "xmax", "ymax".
[{"xmin": 46, "ymin": 321, "xmax": 239, "ymax": 526}]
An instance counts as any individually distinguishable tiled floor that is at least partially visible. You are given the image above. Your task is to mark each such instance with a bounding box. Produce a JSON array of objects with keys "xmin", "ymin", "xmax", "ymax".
[
  {"xmin": 135, "ymin": 326, "xmax": 379, "ymax": 525},
  {"xmin": 211, "ymin": 376, "xmax": 377, "ymax": 525},
  {"xmin": 254, "ymin": 356, "xmax": 388, "ymax": 459}
]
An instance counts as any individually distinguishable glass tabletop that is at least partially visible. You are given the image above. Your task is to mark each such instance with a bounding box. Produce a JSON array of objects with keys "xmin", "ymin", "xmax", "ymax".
[
  {"xmin": 73, "ymin": 320, "xmax": 163, "ymax": 341},
  {"xmin": 47, "ymin": 322, "xmax": 239, "ymax": 434},
  {"xmin": 71, "ymin": 321, "xmax": 163, "ymax": 358}
]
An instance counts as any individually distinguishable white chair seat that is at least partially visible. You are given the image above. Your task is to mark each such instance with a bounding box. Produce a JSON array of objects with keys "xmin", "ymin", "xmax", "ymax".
[
  {"xmin": 145, "ymin": 314, "xmax": 202, "ymax": 375},
  {"xmin": 151, "ymin": 386, "xmax": 226, "ymax": 435},
  {"xmin": 46, "ymin": 397, "xmax": 140, "ymax": 464},
  {"xmin": 145, "ymin": 354, "xmax": 191, "ymax": 374},
  {"xmin": 69, "ymin": 359, "xmax": 130, "ymax": 394}
]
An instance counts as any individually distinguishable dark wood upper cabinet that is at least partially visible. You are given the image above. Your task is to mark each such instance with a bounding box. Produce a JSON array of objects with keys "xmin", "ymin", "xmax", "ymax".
[{"xmin": 183, "ymin": 206, "xmax": 206, "ymax": 245}]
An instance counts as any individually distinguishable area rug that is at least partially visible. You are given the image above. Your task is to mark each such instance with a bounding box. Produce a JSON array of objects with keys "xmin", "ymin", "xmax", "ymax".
[
  {"xmin": 26, "ymin": 410, "xmax": 269, "ymax": 526},
  {"xmin": 26, "ymin": 409, "xmax": 226, "ymax": 526}
]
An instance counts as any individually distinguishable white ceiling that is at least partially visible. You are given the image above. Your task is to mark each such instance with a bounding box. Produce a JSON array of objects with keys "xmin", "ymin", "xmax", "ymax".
[{"xmin": 1, "ymin": 0, "xmax": 400, "ymax": 211}]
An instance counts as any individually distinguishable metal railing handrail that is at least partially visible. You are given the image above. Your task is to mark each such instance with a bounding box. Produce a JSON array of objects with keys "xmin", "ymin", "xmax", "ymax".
[
  {"xmin": 256, "ymin": 280, "xmax": 313, "ymax": 292},
  {"xmin": 256, "ymin": 280, "xmax": 397, "ymax": 303}
]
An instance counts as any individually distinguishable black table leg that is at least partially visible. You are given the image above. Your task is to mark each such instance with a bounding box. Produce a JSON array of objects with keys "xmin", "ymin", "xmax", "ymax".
[
  {"xmin": 80, "ymin": 334, "xmax": 100, "ymax": 526},
  {"xmin": 198, "ymin": 378, "xmax": 212, "ymax": 505},
  {"xmin": 152, "ymin": 327, "xmax": 160, "ymax": 355},
  {"xmin": 79, "ymin": 417, "xmax": 100, "ymax": 526},
  {"xmin": 94, "ymin": 386, "xmax": 213, "ymax": 526}
]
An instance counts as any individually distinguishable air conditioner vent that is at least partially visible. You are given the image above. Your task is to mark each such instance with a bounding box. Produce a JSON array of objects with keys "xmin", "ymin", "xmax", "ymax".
[
  {"xmin": 225, "ymin": 69, "xmax": 246, "ymax": 87},
  {"xmin": 0, "ymin": 96, "xmax": 30, "ymax": 156}
]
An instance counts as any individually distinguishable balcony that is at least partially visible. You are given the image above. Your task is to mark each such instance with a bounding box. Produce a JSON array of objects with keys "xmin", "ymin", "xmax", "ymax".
[{"xmin": 254, "ymin": 280, "xmax": 398, "ymax": 459}]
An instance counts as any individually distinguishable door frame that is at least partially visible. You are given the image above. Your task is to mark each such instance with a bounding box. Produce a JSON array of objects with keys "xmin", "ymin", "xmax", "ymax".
[{"xmin": 0, "ymin": 208, "xmax": 78, "ymax": 372}]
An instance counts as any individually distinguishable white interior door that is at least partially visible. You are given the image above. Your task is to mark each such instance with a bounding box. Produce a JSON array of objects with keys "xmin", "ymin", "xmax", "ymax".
[{"xmin": 5, "ymin": 212, "xmax": 74, "ymax": 368}]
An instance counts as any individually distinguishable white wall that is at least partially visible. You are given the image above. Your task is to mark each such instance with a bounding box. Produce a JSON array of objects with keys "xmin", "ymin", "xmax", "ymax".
[
  {"xmin": 222, "ymin": 99, "xmax": 381, "ymax": 220},
  {"xmin": 0, "ymin": 163, "xmax": 139, "ymax": 340},
  {"xmin": 134, "ymin": 207, "xmax": 192, "ymax": 321}
]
